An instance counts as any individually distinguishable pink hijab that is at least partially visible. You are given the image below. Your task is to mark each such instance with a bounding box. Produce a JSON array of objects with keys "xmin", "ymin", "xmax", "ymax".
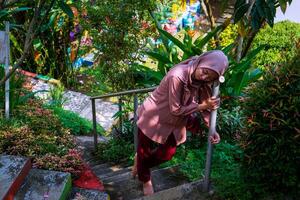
[{"xmin": 185, "ymin": 50, "xmax": 229, "ymax": 88}]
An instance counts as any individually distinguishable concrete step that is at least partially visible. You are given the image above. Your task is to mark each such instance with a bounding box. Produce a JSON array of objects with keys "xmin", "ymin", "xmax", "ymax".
[
  {"xmin": 0, "ymin": 154, "xmax": 31, "ymax": 200},
  {"xmin": 68, "ymin": 187, "xmax": 110, "ymax": 200},
  {"xmin": 14, "ymin": 169, "xmax": 72, "ymax": 200},
  {"xmin": 92, "ymin": 164, "xmax": 132, "ymax": 181},
  {"xmin": 134, "ymin": 180, "xmax": 209, "ymax": 200},
  {"xmin": 102, "ymin": 166, "xmax": 189, "ymax": 200}
]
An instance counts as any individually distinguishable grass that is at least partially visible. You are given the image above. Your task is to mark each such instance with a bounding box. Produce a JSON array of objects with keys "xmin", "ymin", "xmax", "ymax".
[{"xmin": 46, "ymin": 105, "xmax": 105, "ymax": 136}]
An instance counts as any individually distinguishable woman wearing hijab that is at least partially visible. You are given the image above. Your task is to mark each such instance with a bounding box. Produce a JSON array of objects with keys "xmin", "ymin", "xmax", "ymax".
[{"xmin": 133, "ymin": 50, "xmax": 229, "ymax": 195}]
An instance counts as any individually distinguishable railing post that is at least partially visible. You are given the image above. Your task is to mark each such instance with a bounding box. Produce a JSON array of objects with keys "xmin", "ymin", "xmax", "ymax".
[
  {"xmin": 92, "ymin": 99, "xmax": 98, "ymax": 149},
  {"xmin": 133, "ymin": 94, "xmax": 138, "ymax": 152},
  {"xmin": 5, "ymin": 21, "xmax": 10, "ymax": 119},
  {"xmin": 118, "ymin": 97, "xmax": 123, "ymax": 132},
  {"xmin": 204, "ymin": 81, "xmax": 220, "ymax": 192}
]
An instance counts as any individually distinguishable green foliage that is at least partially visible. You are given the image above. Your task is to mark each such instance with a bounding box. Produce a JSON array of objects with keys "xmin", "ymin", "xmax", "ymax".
[
  {"xmin": 241, "ymin": 52, "xmax": 300, "ymax": 198},
  {"xmin": 32, "ymin": 0, "xmax": 77, "ymax": 86},
  {"xmin": 0, "ymin": 69, "xmax": 47, "ymax": 114},
  {"xmin": 46, "ymin": 105, "xmax": 105, "ymax": 136},
  {"xmin": 134, "ymin": 21, "xmax": 230, "ymax": 87},
  {"xmin": 72, "ymin": 67, "xmax": 110, "ymax": 96},
  {"xmin": 233, "ymin": 0, "xmax": 293, "ymax": 30},
  {"xmin": 81, "ymin": 0, "xmax": 157, "ymax": 90},
  {"xmin": 209, "ymin": 24, "xmax": 238, "ymax": 49},
  {"xmin": 0, "ymin": 67, "xmax": 25, "ymax": 113},
  {"xmin": 224, "ymin": 45, "xmax": 265, "ymax": 97},
  {"xmin": 0, "ymin": 0, "xmax": 76, "ymax": 86},
  {"xmin": 251, "ymin": 20, "xmax": 300, "ymax": 70},
  {"xmin": 0, "ymin": 99, "xmax": 83, "ymax": 176},
  {"xmin": 96, "ymin": 138, "xmax": 134, "ymax": 163},
  {"xmin": 137, "ymin": 20, "xmax": 263, "ymax": 97},
  {"xmin": 49, "ymin": 83, "xmax": 66, "ymax": 107},
  {"xmin": 161, "ymin": 141, "xmax": 250, "ymax": 199},
  {"xmin": 218, "ymin": 106, "xmax": 245, "ymax": 141}
]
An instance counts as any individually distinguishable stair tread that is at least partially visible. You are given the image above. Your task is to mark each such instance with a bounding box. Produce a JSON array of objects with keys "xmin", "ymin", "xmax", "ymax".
[
  {"xmin": 96, "ymin": 167, "xmax": 132, "ymax": 180},
  {"xmin": 134, "ymin": 179, "xmax": 208, "ymax": 200},
  {"xmin": 69, "ymin": 187, "xmax": 109, "ymax": 200},
  {"xmin": 14, "ymin": 169, "xmax": 72, "ymax": 200},
  {"xmin": 102, "ymin": 166, "xmax": 189, "ymax": 200},
  {"xmin": 92, "ymin": 163, "xmax": 131, "ymax": 178},
  {"xmin": 0, "ymin": 154, "xmax": 31, "ymax": 200}
]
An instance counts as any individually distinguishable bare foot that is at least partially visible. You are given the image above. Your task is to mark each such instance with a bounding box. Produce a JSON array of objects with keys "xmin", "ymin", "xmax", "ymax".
[
  {"xmin": 132, "ymin": 153, "xmax": 137, "ymax": 179},
  {"xmin": 143, "ymin": 180, "xmax": 154, "ymax": 196}
]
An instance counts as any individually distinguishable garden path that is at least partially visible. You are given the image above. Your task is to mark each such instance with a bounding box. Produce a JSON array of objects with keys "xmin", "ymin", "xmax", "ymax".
[{"xmin": 30, "ymin": 78, "xmax": 118, "ymax": 131}]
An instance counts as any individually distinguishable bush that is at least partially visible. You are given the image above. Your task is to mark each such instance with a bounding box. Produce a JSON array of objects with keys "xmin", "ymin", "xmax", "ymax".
[
  {"xmin": 241, "ymin": 52, "xmax": 300, "ymax": 198},
  {"xmin": 96, "ymin": 138, "xmax": 134, "ymax": 164},
  {"xmin": 209, "ymin": 24, "xmax": 238, "ymax": 49},
  {"xmin": 217, "ymin": 106, "xmax": 245, "ymax": 141},
  {"xmin": 251, "ymin": 20, "xmax": 300, "ymax": 69},
  {"xmin": 160, "ymin": 141, "xmax": 249, "ymax": 200},
  {"xmin": 0, "ymin": 99, "xmax": 83, "ymax": 177}
]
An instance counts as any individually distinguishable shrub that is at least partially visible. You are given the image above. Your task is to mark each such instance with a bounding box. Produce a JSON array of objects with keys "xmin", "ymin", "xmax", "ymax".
[
  {"xmin": 160, "ymin": 141, "xmax": 249, "ymax": 200},
  {"xmin": 0, "ymin": 99, "xmax": 84, "ymax": 177},
  {"xmin": 13, "ymin": 99, "xmax": 65, "ymax": 134},
  {"xmin": 241, "ymin": 52, "xmax": 300, "ymax": 198},
  {"xmin": 34, "ymin": 149, "xmax": 84, "ymax": 177},
  {"xmin": 251, "ymin": 20, "xmax": 300, "ymax": 70},
  {"xmin": 96, "ymin": 138, "xmax": 134, "ymax": 164},
  {"xmin": 209, "ymin": 24, "xmax": 238, "ymax": 49},
  {"xmin": 218, "ymin": 106, "xmax": 245, "ymax": 141}
]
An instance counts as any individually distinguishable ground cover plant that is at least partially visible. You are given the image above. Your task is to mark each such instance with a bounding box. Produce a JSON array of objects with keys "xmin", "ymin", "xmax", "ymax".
[{"xmin": 0, "ymin": 99, "xmax": 84, "ymax": 177}]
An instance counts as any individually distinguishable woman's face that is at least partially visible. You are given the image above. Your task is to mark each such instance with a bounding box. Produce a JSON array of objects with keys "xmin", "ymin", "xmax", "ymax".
[{"xmin": 192, "ymin": 68, "xmax": 219, "ymax": 83}]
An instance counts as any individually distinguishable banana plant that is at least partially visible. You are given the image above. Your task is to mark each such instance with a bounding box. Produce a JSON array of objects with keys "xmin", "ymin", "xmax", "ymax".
[
  {"xmin": 133, "ymin": 19, "xmax": 230, "ymax": 86},
  {"xmin": 223, "ymin": 45, "xmax": 266, "ymax": 96},
  {"xmin": 135, "ymin": 17, "xmax": 264, "ymax": 96}
]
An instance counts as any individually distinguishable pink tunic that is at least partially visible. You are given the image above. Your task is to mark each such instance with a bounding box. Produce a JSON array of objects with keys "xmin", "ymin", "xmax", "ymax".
[{"xmin": 137, "ymin": 50, "xmax": 228, "ymax": 145}]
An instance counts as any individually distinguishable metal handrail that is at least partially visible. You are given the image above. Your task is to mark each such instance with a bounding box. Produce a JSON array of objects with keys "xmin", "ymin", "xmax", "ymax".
[
  {"xmin": 90, "ymin": 86, "xmax": 157, "ymax": 151},
  {"xmin": 90, "ymin": 86, "xmax": 157, "ymax": 100}
]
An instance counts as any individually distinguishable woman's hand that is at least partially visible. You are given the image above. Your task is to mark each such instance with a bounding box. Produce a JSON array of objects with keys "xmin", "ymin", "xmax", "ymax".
[
  {"xmin": 198, "ymin": 97, "xmax": 220, "ymax": 111},
  {"xmin": 209, "ymin": 132, "xmax": 220, "ymax": 144}
]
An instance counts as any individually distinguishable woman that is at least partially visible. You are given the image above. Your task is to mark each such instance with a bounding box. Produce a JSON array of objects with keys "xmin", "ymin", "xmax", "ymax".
[{"xmin": 133, "ymin": 50, "xmax": 229, "ymax": 195}]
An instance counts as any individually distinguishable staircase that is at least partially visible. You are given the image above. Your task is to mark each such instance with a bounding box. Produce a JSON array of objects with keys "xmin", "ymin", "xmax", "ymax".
[
  {"xmin": 76, "ymin": 136, "xmax": 211, "ymax": 200},
  {"xmin": 92, "ymin": 163, "xmax": 209, "ymax": 200},
  {"xmin": 0, "ymin": 140, "xmax": 212, "ymax": 200}
]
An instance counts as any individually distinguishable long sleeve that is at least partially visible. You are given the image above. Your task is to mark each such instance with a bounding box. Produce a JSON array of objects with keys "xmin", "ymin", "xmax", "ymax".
[
  {"xmin": 199, "ymin": 84, "xmax": 212, "ymax": 127},
  {"xmin": 168, "ymin": 76, "xmax": 199, "ymax": 116}
]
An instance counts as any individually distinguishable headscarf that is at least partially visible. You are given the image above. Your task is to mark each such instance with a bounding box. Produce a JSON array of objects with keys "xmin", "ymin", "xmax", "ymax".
[{"xmin": 187, "ymin": 50, "xmax": 229, "ymax": 87}]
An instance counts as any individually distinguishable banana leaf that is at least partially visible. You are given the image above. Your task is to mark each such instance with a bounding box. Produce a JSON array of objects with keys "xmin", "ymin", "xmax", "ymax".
[
  {"xmin": 144, "ymin": 51, "xmax": 172, "ymax": 65},
  {"xmin": 157, "ymin": 27, "xmax": 193, "ymax": 57}
]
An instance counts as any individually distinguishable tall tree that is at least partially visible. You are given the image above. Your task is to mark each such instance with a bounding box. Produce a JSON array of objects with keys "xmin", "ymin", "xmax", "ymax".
[{"xmin": 233, "ymin": 0, "xmax": 293, "ymax": 61}]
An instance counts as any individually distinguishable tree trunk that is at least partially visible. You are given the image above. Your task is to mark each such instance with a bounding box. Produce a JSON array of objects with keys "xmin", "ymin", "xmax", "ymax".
[
  {"xmin": 202, "ymin": 0, "xmax": 220, "ymax": 47},
  {"xmin": 236, "ymin": 0, "xmax": 255, "ymax": 62}
]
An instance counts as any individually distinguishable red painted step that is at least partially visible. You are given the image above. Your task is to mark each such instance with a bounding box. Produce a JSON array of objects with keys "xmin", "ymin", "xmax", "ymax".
[{"xmin": 0, "ymin": 155, "xmax": 31, "ymax": 200}]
